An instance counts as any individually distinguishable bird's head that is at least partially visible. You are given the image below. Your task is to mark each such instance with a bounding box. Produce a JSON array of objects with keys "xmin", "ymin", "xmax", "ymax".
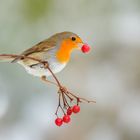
[{"xmin": 49, "ymin": 31, "xmax": 91, "ymax": 63}]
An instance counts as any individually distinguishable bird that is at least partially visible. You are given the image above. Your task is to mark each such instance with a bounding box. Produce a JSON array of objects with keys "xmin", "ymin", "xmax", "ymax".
[{"xmin": 0, "ymin": 31, "xmax": 91, "ymax": 84}]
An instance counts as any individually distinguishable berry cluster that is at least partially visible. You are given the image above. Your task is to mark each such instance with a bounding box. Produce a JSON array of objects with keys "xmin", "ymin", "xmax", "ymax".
[
  {"xmin": 55, "ymin": 105, "xmax": 80, "ymax": 126},
  {"xmin": 52, "ymin": 84, "xmax": 96, "ymax": 127}
]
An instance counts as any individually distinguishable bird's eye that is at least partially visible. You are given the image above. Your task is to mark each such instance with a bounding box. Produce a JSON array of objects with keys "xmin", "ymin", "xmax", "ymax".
[{"xmin": 71, "ymin": 37, "xmax": 76, "ymax": 41}]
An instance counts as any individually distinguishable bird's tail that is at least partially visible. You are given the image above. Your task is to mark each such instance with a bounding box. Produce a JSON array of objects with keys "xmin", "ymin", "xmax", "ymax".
[{"xmin": 0, "ymin": 54, "xmax": 18, "ymax": 62}]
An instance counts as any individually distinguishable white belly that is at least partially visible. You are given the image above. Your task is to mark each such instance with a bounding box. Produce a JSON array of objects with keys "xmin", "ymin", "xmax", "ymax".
[{"xmin": 18, "ymin": 60, "xmax": 66, "ymax": 77}]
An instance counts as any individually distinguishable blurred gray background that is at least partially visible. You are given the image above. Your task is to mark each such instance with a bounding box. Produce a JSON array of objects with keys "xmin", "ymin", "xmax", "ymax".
[{"xmin": 0, "ymin": 0, "xmax": 140, "ymax": 140}]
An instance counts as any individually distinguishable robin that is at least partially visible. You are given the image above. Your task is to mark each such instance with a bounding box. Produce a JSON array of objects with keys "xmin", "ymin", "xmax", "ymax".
[{"xmin": 0, "ymin": 31, "xmax": 91, "ymax": 84}]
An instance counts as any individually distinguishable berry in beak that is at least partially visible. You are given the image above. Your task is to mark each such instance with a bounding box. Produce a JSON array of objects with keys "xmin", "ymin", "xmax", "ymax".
[{"xmin": 81, "ymin": 44, "xmax": 91, "ymax": 53}]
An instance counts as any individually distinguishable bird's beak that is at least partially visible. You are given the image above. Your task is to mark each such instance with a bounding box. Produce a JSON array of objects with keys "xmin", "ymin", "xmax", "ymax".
[{"xmin": 77, "ymin": 43, "xmax": 91, "ymax": 53}]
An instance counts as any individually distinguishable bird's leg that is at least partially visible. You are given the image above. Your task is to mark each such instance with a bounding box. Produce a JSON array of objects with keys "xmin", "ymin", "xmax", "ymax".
[{"xmin": 41, "ymin": 75, "xmax": 59, "ymax": 87}]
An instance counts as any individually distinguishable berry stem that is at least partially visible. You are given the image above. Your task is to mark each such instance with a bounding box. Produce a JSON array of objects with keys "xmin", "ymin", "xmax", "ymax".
[
  {"xmin": 68, "ymin": 91, "xmax": 96, "ymax": 104},
  {"xmin": 55, "ymin": 92, "xmax": 65, "ymax": 116},
  {"xmin": 62, "ymin": 92, "xmax": 70, "ymax": 108},
  {"xmin": 64, "ymin": 92, "xmax": 74, "ymax": 102}
]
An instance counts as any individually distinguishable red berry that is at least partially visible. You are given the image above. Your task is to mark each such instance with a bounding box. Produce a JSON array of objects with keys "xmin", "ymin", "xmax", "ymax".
[
  {"xmin": 67, "ymin": 107, "xmax": 73, "ymax": 115},
  {"xmin": 72, "ymin": 105, "xmax": 80, "ymax": 113},
  {"xmin": 55, "ymin": 118, "xmax": 63, "ymax": 126},
  {"xmin": 81, "ymin": 44, "xmax": 91, "ymax": 53},
  {"xmin": 63, "ymin": 115, "xmax": 71, "ymax": 123}
]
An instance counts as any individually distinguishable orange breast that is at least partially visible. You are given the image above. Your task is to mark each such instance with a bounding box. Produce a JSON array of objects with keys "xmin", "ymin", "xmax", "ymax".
[{"xmin": 56, "ymin": 39, "xmax": 75, "ymax": 63}]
